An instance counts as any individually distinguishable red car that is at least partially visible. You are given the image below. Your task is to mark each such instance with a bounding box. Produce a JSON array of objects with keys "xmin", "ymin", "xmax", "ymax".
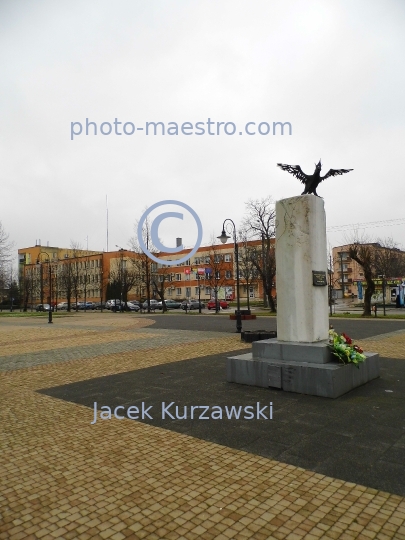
[{"xmin": 207, "ymin": 299, "xmax": 229, "ymax": 310}]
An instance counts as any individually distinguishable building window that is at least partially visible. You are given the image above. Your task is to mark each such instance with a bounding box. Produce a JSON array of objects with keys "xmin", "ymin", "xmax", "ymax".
[
  {"xmin": 215, "ymin": 271, "xmax": 220, "ymax": 279},
  {"xmin": 167, "ymin": 288, "xmax": 173, "ymax": 296},
  {"xmin": 91, "ymin": 260, "xmax": 94, "ymax": 268},
  {"xmin": 205, "ymin": 257, "xmax": 210, "ymax": 264},
  {"xmin": 224, "ymin": 254, "xmax": 232, "ymax": 262},
  {"xmin": 205, "ymin": 287, "xmax": 211, "ymax": 295},
  {"xmin": 176, "ymin": 273, "xmax": 181, "ymax": 281},
  {"xmin": 194, "ymin": 257, "xmax": 200, "ymax": 264},
  {"xmin": 195, "ymin": 287, "xmax": 200, "ymax": 295},
  {"xmin": 186, "ymin": 287, "xmax": 191, "ymax": 297},
  {"xmin": 176, "ymin": 288, "xmax": 182, "ymax": 295},
  {"xmin": 225, "ymin": 270, "xmax": 232, "ymax": 279},
  {"xmin": 185, "ymin": 273, "xmax": 190, "ymax": 281}
]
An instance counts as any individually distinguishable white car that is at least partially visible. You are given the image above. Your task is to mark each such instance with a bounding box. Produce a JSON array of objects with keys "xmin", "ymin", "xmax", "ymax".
[
  {"xmin": 142, "ymin": 299, "xmax": 159, "ymax": 310},
  {"xmin": 105, "ymin": 299, "xmax": 122, "ymax": 309},
  {"xmin": 127, "ymin": 301, "xmax": 140, "ymax": 312},
  {"xmin": 57, "ymin": 302, "xmax": 69, "ymax": 310}
]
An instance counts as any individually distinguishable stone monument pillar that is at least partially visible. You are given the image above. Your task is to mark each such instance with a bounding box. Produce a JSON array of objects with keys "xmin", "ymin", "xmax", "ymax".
[
  {"xmin": 276, "ymin": 195, "xmax": 329, "ymax": 343},
  {"xmin": 226, "ymin": 194, "xmax": 380, "ymax": 398}
]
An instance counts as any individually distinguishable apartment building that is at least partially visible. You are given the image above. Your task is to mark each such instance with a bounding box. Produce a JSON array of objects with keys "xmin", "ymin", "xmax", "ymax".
[
  {"xmin": 18, "ymin": 245, "xmax": 137, "ymax": 306},
  {"xmin": 332, "ymin": 244, "xmax": 405, "ymax": 301},
  {"xmin": 155, "ymin": 239, "xmax": 268, "ymax": 303},
  {"xmin": 18, "ymin": 239, "xmax": 269, "ymax": 306}
]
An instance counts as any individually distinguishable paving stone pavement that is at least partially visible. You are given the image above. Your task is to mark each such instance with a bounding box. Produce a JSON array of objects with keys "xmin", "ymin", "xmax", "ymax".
[{"xmin": 1, "ymin": 313, "xmax": 405, "ymax": 540}]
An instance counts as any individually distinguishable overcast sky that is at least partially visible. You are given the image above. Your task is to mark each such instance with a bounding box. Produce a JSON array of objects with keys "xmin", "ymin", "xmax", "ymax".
[{"xmin": 1, "ymin": 0, "xmax": 404, "ymax": 257}]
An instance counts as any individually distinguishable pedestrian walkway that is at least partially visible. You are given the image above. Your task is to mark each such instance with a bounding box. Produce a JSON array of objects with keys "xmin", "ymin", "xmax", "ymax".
[{"xmin": 1, "ymin": 314, "xmax": 405, "ymax": 539}]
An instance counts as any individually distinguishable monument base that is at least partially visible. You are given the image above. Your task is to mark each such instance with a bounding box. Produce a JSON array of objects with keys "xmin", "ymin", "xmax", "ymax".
[{"xmin": 227, "ymin": 340, "xmax": 380, "ymax": 398}]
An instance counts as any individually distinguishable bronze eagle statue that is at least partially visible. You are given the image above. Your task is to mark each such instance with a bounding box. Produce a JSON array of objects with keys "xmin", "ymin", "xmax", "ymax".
[{"xmin": 277, "ymin": 160, "xmax": 353, "ymax": 196}]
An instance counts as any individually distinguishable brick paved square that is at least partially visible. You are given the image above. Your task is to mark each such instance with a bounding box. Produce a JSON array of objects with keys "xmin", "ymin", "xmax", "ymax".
[{"xmin": 1, "ymin": 313, "xmax": 405, "ymax": 539}]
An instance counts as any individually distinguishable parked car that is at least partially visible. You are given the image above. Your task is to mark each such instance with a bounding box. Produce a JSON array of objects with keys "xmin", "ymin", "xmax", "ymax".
[
  {"xmin": 157, "ymin": 299, "xmax": 182, "ymax": 310},
  {"xmin": 181, "ymin": 300, "xmax": 205, "ymax": 310},
  {"xmin": 57, "ymin": 302, "xmax": 69, "ymax": 310},
  {"xmin": 105, "ymin": 299, "xmax": 122, "ymax": 310},
  {"xmin": 207, "ymin": 300, "xmax": 229, "ymax": 310},
  {"xmin": 79, "ymin": 302, "xmax": 95, "ymax": 310},
  {"xmin": 142, "ymin": 299, "xmax": 159, "ymax": 311},
  {"xmin": 127, "ymin": 301, "xmax": 140, "ymax": 312},
  {"xmin": 93, "ymin": 302, "xmax": 106, "ymax": 310},
  {"xmin": 35, "ymin": 304, "xmax": 52, "ymax": 312}
]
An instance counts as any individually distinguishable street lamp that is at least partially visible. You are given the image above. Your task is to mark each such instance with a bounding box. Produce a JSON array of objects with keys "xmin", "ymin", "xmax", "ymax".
[
  {"xmin": 378, "ymin": 275, "xmax": 386, "ymax": 316},
  {"xmin": 36, "ymin": 251, "xmax": 53, "ymax": 324},
  {"xmin": 218, "ymin": 219, "xmax": 242, "ymax": 333},
  {"xmin": 193, "ymin": 268, "xmax": 204, "ymax": 314}
]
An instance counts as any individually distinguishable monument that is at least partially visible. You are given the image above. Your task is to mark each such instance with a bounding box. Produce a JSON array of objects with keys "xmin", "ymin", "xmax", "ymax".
[{"xmin": 227, "ymin": 163, "xmax": 380, "ymax": 398}]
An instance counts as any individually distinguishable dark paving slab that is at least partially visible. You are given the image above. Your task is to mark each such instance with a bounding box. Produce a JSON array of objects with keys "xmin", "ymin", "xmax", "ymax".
[
  {"xmin": 39, "ymin": 349, "xmax": 405, "ymax": 496},
  {"xmin": 141, "ymin": 313, "xmax": 405, "ymax": 340}
]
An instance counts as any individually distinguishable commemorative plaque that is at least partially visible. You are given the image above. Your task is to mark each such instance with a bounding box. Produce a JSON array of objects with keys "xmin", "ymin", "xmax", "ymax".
[{"xmin": 312, "ymin": 270, "xmax": 327, "ymax": 286}]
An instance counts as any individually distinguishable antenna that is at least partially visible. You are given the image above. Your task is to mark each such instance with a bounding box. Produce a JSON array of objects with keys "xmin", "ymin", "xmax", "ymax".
[{"xmin": 106, "ymin": 195, "xmax": 109, "ymax": 252}]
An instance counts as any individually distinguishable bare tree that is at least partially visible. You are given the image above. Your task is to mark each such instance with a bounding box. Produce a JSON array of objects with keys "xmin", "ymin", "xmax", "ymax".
[
  {"xmin": 346, "ymin": 234, "xmax": 405, "ymax": 316},
  {"xmin": 3, "ymin": 265, "xmax": 19, "ymax": 311},
  {"xmin": 238, "ymin": 233, "xmax": 258, "ymax": 311},
  {"xmin": 373, "ymin": 238, "xmax": 405, "ymax": 279},
  {"xmin": 241, "ymin": 197, "xmax": 277, "ymax": 311},
  {"xmin": 0, "ymin": 222, "xmax": 14, "ymax": 288},
  {"xmin": 59, "ymin": 260, "xmax": 75, "ymax": 311},
  {"xmin": 151, "ymin": 263, "xmax": 173, "ymax": 312},
  {"xmin": 70, "ymin": 241, "xmax": 84, "ymax": 311},
  {"xmin": 347, "ymin": 238, "xmax": 375, "ymax": 316},
  {"xmin": 21, "ymin": 265, "xmax": 40, "ymax": 311},
  {"xmin": 108, "ymin": 251, "xmax": 140, "ymax": 310},
  {"xmin": 203, "ymin": 240, "xmax": 230, "ymax": 313},
  {"xmin": 129, "ymin": 215, "xmax": 158, "ymax": 312}
]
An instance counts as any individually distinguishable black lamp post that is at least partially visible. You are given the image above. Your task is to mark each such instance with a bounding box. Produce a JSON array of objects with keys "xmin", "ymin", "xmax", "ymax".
[
  {"xmin": 378, "ymin": 275, "xmax": 386, "ymax": 316},
  {"xmin": 218, "ymin": 219, "xmax": 242, "ymax": 333},
  {"xmin": 193, "ymin": 268, "xmax": 203, "ymax": 314},
  {"xmin": 36, "ymin": 251, "xmax": 53, "ymax": 324}
]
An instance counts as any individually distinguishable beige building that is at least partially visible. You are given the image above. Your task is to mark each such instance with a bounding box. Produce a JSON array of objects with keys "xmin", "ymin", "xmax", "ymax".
[
  {"xmin": 332, "ymin": 245, "xmax": 365, "ymax": 298},
  {"xmin": 332, "ymin": 244, "xmax": 405, "ymax": 301}
]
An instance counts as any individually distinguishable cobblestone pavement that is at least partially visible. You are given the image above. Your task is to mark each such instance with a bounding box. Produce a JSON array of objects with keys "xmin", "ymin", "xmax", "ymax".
[{"xmin": 1, "ymin": 314, "xmax": 405, "ymax": 540}]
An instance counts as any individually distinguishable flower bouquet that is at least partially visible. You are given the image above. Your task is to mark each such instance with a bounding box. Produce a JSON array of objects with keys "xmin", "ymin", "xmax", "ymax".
[{"xmin": 328, "ymin": 330, "xmax": 366, "ymax": 368}]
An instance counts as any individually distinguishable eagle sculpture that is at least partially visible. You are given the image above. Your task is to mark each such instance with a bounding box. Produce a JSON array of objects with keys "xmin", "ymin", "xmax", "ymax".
[{"xmin": 277, "ymin": 160, "xmax": 353, "ymax": 196}]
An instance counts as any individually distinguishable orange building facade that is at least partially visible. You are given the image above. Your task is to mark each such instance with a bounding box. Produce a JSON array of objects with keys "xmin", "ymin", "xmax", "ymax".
[{"xmin": 18, "ymin": 240, "xmax": 269, "ymax": 307}]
